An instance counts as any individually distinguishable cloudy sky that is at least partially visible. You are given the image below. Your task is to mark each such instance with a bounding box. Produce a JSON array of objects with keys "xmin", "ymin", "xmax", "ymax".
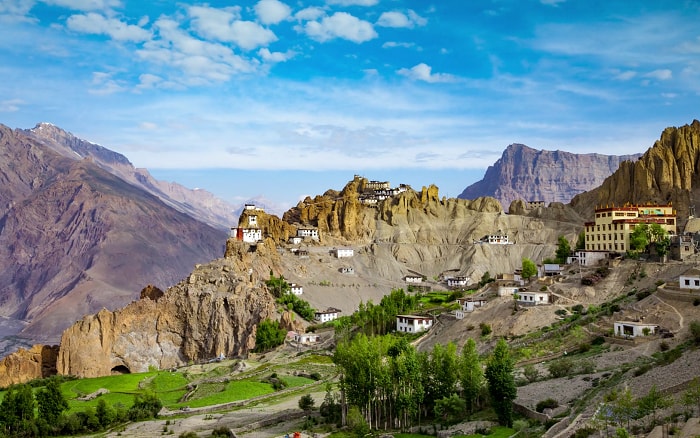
[{"xmin": 1, "ymin": 0, "xmax": 699, "ymax": 210}]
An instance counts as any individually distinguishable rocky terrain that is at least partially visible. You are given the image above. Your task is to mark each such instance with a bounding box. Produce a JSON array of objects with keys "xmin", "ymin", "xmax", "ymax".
[
  {"xmin": 459, "ymin": 143, "xmax": 641, "ymax": 209},
  {"xmin": 571, "ymin": 120, "xmax": 700, "ymax": 227},
  {"xmin": 0, "ymin": 124, "xmax": 227, "ymax": 354}
]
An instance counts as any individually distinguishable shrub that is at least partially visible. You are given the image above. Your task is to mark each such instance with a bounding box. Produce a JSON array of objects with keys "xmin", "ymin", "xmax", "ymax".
[
  {"xmin": 691, "ymin": 321, "xmax": 700, "ymax": 345},
  {"xmin": 591, "ymin": 336, "xmax": 605, "ymax": 346},
  {"xmin": 480, "ymin": 323, "xmax": 492, "ymax": 336},
  {"xmin": 636, "ymin": 289, "xmax": 652, "ymax": 301},
  {"xmin": 555, "ymin": 309, "xmax": 567, "ymax": 316},
  {"xmin": 298, "ymin": 394, "xmax": 315, "ymax": 411},
  {"xmin": 571, "ymin": 304, "xmax": 584, "ymax": 314},
  {"xmin": 548, "ymin": 357, "xmax": 574, "ymax": 378},
  {"xmin": 659, "ymin": 341, "xmax": 670, "ymax": 351},
  {"xmin": 211, "ymin": 427, "xmax": 233, "ymax": 437},
  {"xmin": 694, "ymin": 298, "xmax": 700, "ymax": 307},
  {"xmin": 573, "ymin": 427, "xmax": 596, "ymax": 438},
  {"xmin": 536, "ymin": 398, "xmax": 559, "ymax": 413},
  {"xmin": 179, "ymin": 433, "xmax": 199, "ymax": 438}
]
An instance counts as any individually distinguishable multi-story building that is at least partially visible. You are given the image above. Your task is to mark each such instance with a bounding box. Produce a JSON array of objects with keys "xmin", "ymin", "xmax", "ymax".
[{"xmin": 584, "ymin": 203, "xmax": 677, "ymax": 252}]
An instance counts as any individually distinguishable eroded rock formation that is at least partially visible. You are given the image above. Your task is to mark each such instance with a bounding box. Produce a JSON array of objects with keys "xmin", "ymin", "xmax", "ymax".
[{"xmin": 0, "ymin": 345, "xmax": 58, "ymax": 387}]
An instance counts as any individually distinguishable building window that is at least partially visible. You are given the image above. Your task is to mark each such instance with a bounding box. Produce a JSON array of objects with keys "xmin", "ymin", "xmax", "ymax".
[
  {"xmin": 695, "ymin": 280, "xmax": 699, "ymax": 286},
  {"xmin": 685, "ymin": 279, "xmax": 690, "ymax": 286}
]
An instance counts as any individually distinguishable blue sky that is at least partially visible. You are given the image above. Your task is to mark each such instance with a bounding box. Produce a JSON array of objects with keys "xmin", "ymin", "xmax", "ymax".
[{"xmin": 1, "ymin": 0, "xmax": 699, "ymax": 211}]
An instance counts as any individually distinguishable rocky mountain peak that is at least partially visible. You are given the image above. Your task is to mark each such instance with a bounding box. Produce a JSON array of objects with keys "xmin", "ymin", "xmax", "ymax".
[{"xmin": 459, "ymin": 143, "xmax": 641, "ymax": 208}]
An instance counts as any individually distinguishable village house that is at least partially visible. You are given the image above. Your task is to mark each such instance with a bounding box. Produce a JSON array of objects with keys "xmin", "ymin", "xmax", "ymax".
[
  {"xmin": 396, "ymin": 315, "xmax": 433, "ymax": 333},
  {"xmin": 339, "ymin": 266, "xmax": 354, "ymax": 274},
  {"xmin": 364, "ymin": 180, "xmax": 391, "ymax": 190},
  {"xmin": 671, "ymin": 234, "xmax": 695, "ymax": 261},
  {"xmin": 570, "ymin": 250, "xmax": 608, "ymax": 266},
  {"xmin": 584, "ymin": 203, "xmax": 677, "ymax": 253},
  {"xmin": 517, "ymin": 291, "xmax": 550, "ymax": 306},
  {"xmin": 292, "ymin": 332, "xmax": 320, "ymax": 344},
  {"xmin": 288, "ymin": 236, "xmax": 302, "ymax": 245},
  {"xmin": 455, "ymin": 298, "xmax": 487, "ymax": 319},
  {"xmin": 290, "ymin": 248, "xmax": 309, "ymax": 258},
  {"xmin": 230, "ymin": 227, "xmax": 262, "ymax": 243},
  {"xmin": 404, "ymin": 275, "xmax": 423, "ymax": 284},
  {"xmin": 315, "ymin": 308, "xmax": 341, "ymax": 323},
  {"xmin": 332, "ymin": 247, "xmax": 354, "ymax": 258},
  {"xmin": 289, "ymin": 283, "xmax": 303, "ymax": 295},
  {"xmin": 296, "ymin": 227, "xmax": 319, "ymax": 241},
  {"xmin": 543, "ymin": 264, "xmax": 562, "ymax": 276},
  {"xmin": 446, "ymin": 276, "xmax": 469, "ymax": 288},
  {"xmin": 614, "ymin": 321, "xmax": 658, "ymax": 338},
  {"xmin": 478, "ymin": 234, "xmax": 511, "ymax": 244},
  {"xmin": 679, "ymin": 268, "xmax": 700, "ymax": 290},
  {"xmin": 497, "ymin": 283, "xmax": 521, "ymax": 297},
  {"xmin": 526, "ymin": 200, "xmax": 546, "ymax": 209}
]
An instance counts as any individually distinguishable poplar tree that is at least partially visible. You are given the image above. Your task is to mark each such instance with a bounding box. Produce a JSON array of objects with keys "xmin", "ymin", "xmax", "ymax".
[
  {"xmin": 485, "ymin": 338, "xmax": 516, "ymax": 427},
  {"xmin": 460, "ymin": 338, "xmax": 483, "ymax": 414}
]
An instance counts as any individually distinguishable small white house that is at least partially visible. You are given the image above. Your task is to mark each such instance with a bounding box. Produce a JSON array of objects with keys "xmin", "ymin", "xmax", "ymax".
[
  {"xmin": 396, "ymin": 315, "xmax": 433, "ymax": 333},
  {"xmin": 614, "ymin": 321, "xmax": 659, "ymax": 338},
  {"xmin": 543, "ymin": 264, "xmax": 562, "ymax": 276},
  {"xmin": 293, "ymin": 332, "xmax": 320, "ymax": 344},
  {"xmin": 446, "ymin": 276, "xmax": 469, "ymax": 288},
  {"xmin": 517, "ymin": 291, "xmax": 550, "ymax": 306},
  {"xmin": 480, "ymin": 234, "xmax": 511, "ymax": 244},
  {"xmin": 455, "ymin": 298, "xmax": 486, "ymax": 319},
  {"xmin": 404, "ymin": 275, "xmax": 423, "ymax": 284},
  {"xmin": 297, "ymin": 227, "xmax": 319, "ymax": 240},
  {"xmin": 575, "ymin": 251, "xmax": 607, "ymax": 267},
  {"xmin": 498, "ymin": 284, "xmax": 520, "ymax": 297},
  {"xmin": 340, "ymin": 266, "xmax": 355, "ymax": 274},
  {"xmin": 315, "ymin": 308, "xmax": 340, "ymax": 323},
  {"xmin": 679, "ymin": 268, "xmax": 700, "ymax": 290},
  {"xmin": 333, "ymin": 248, "xmax": 354, "ymax": 258},
  {"xmin": 289, "ymin": 283, "xmax": 303, "ymax": 295},
  {"xmin": 288, "ymin": 236, "xmax": 302, "ymax": 245}
]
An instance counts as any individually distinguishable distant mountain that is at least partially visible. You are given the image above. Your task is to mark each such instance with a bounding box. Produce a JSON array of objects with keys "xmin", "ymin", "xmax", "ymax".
[
  {"xmin": 458, "ymin": 144, "xmax": 641, "ymax": 208},
  {"xmin": 25, "ymin": 123, "xmax": 238, "ymax": 230},
  {"xmin": 0, "ymin": 124, "xmax": 227, "ymax": 353}
]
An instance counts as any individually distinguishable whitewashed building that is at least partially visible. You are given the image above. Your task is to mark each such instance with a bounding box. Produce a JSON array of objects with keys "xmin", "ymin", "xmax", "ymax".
[
  {"xmin": 517, "ymin": 291, "xmax": 550, "ymax": 306},
  {"xmin": 614, "ymin": 321, "xmax": 658, "ymax": 338},
  {"xmin": 455, "ymin": 298, "xmax": 487, "ymax": 319},
  {"xmin": 230, "ymin": 227, "xmax": 262, "ymax": 243},
  {"xmin": 289, "ymin": 283, "xmax": 303, "ymax": 295},
  {"xmin": 315, "ymin": 308, "xmax": 340, "ymax": 323},
  {"xmin": 679, "ymin": 268, "xmax": 700, "ymax": 290},
  {"xmin": 288, "ymin": 236, "xmax": 302, "ymax": 245},
  {"xmin": 293, "ymin": 332, "xmax": 320, "ymax": 344},
  {"xmin": 297, "ymin": 227, "xmax": 319, "ymax": 240},
  {"xmin": 396, "ymin": 315, "xmax": 433, "ymax": 333},
  {"xmin": 333, "ymin": 248, "xmax": 354, "ymax": 258},
  {"xmin": 446, "ymin": 276, "xmax": 469, "ymax": 288},
  {"xmin": 404, "ymin": 275, "xmax": 423, "ymax": 283}
]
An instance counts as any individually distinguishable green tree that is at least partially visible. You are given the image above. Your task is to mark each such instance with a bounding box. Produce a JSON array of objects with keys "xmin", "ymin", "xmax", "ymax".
[
  {"xmin": 434, "ymin": 394, "xmax": 466, "ymax": 426},
  {"xmin": 691, "ymin": 320, "xmax": 700, "ymax": 345},
  {"xmin": 254, "ymin": 318, "xmax": 287, "ymax": 352},
  {"xmin": 36, "ymin": 377, "xmax": 69, "ymax": 425},
  {"xmin": 0, "ymin": 383, "xmax": 36, "ymax": 436},
  {"xmin": 479, "ymin": 272, "xmax": 494, "ymax": 287},
  {"xmin": 128, "ymin": 391, "xmax": 163, "ymax": 421},
  {"xmin": 683, "ymin": 377, "xmax": 700, "ymax": 416},
  {"xmin": 576, "ymin": 231, "xmax": 586, "ymax": 251},
  {"xmin": 629, "ymin": 224, "xmax": 650, "ymax": 253},
  {"xmin": 265, "ymin": 272, "xmax": 290, "ymax": 298},
  {"xmin": 319, "ymin": 383, "xmax": 341, "ymax": 424},
  {"xmin": 485, "ymin": 338, "xmax": 517, "ymax": 427},
  {"xmin": 555, "ymin": 235, "xmax": 572, "ymax": 264},
  {"xmin": 299, "ymin": 394, "xmax": 316, "ymax": 411},
  {"xmin": 638, "ymin": 385, "xmax": 671, "ymax": 429},
  {"xmin": 611, "ymin": 387, "xmax": 635, "ymax": 431},
  {"xmin": 523, "ymin": 364, "xmax": 539, "ymax": 383},
  {"xmin": 96, "ymin": 398, "xmax": 115, "ymax": 428},
  {"xmin": 460, "ymin": 338, "xmax": 484, "ymax": 414},
  {"xmin": 522, "ymin": 258, "xmax": 537, "ymax": 281}
]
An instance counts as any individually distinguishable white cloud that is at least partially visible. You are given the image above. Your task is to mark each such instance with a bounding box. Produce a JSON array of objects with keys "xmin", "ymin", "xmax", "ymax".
[
  {"xmin": 382, "ymin": 41, "xmax": 415, "ymax": 49},
  {"xmin": 254, "ymin": 0, "xmax": 291, "ymax": 25},
  {"xmin": 377, "ymin": 10, "xmax": 426, "ymax": 28},
  {"xmin": 258, "ymin": 47, "xmax": 295, "ymax": 62},
  {"xmin": 614, "ymin": 70, "xmax": 636, "ymax": 80},
  {"xmin": 66, "ymin": 12, "xmax": 151, "ymax": 41},
  {"xmin": 43, "ymin": 0, "xmax": 122, "ymax": 12},
  {"xmin": 302, "ymin": 12, "xmax": 377, "ymax": 43},
  {"xmin": 137, "ymin": 17, "xmax": 258, "ymax": 84},
  {"xmin": 88, "ymin": 71, "xmax": 125, "ymax": 95},
  {"xmin": 188, "ymin": 6, "xmax": 276, "ymax": 50},
  {"xmin": 0, "ymin": 98, "xmax": 23, "ymax": 112},
  {"xmin": 397, "ymin": 63, "xmax": 456, "ymax": 83},
  {"xmin": 294, "ymin": 7, "xmax": 324, "ymax": 21},
  {"xmin": 644, "ymin": 69, "xmax": 672, "ymax": 80},
  {"xmin": 0, "ymin": 0, "xmax": 35, "ymax": 17},
  {"xmin": 326, "ymin": 0, "xmax": 378, "ymax": 6}
]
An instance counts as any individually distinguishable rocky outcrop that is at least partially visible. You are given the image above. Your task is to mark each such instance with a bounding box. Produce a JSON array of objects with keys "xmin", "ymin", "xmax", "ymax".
[
  {"xmin": 570, "ymin": 120, "xmax": 700, "ymax": 227},
  {"xmin": 56, "ymin": 246, "xmax": 278, "ymax": 378},
  {"xmin": 459, "ymin": 144, "xmax": 641, "ymax": 208},
  {"xmin": 0, "ymin": 344, "xmax": 58, "ymax": 387}
]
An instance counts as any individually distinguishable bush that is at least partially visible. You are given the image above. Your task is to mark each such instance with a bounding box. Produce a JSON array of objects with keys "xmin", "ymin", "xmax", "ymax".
[
  {"xmin": 571, "ymin": 304, "xmax": 584, "ymax": 314},
  {"xmin": 179, "ymin": 433, "xmax": 199, "ymax": 438},
  {"xmin": 591, "ymin": 336, "xmax": 605, "ymax": 346},
  {"xmin": 691, "ymin": 321, "xmax": 700, "ymax": 345},
  {"xmin": 212, "ymin": 427, "xmax": 233, "ymax": 437},
  {"xmin": 694, "ymin": 298, "xmax": 700, "ymax": 307},
  {"xmin": 548, "ymin": 357, "xmax": 574, "ymax": 378},
  {"xmin": 636, "ymin": 289, "xmax": 652, "ymax": 300},
  {"xmin": 480, "ymin": 323, "xmax": 492, "ymax": 336},
  {"xmin": 128, "ymin": 391, "xmax": 162, "ymax": 421},
  {"xmin": 536, "ymin": 398, "xmax": 559, "ymax": 413},
  {"xmin": 298, "ymin": 394, "xmax": 315, "ymax": 411},
  {"xmin": 573, "ymin": 427, "xmax": 596, "ymax": 438}
]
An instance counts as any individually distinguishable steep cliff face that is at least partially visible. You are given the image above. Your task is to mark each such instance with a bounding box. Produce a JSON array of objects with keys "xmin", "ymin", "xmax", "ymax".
[
  {"xmin": 0, "ymin": 345, "xmax": 58, "ymax": 387},
  {"xmin": 459, "ymin": 144, "xmax": 641, "ymax": 208},
  {"xmin": 57, "ymin": 246, "xmax": 277, "ymax": 378},
  {"xmin": 570, "ymin": 120, "xmax": 700, "ymax": 226}
]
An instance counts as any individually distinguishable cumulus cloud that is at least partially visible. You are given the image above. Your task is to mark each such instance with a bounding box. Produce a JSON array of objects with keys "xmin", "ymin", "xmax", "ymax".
[
  {"xmin": 188, "ymin": 5, "xmax": 277, "ymax": 50},
  {"xmin": 383, "ymin": 41, "xmax": 415, "ymax": 49},
  {"xmin": 0, "ymin": 0, "xmax": 35, "ymax": 17},
  {"xmin": 644, "ymin": 69, "xmax": 672, "ymax": 80},
  {"xmin": 43, "ymin": 0, "xmax": 122, "ymax": 12},
  {"xmin": 137, "ymin": 17, "xmax": 258, "ymax": 84},
  {"xmin": 254, "ymin": 0, "xmax": 291, "ymax": 25},
  {"xmin": 88, "ymin": 71, "xmax": 125, "ymax": 95},
  {"xmin": 258, "ymin": 47, "xmax": 295, "ymax": 62},
  {"xmin": 294, "ymin": 6, "xmax": 324, "ymax": 21},
  {"xmin": 301, "ymin": 12, "xmax": 377, "ymax": 43},
  {"xmin": 377, "ymin": 10, "xmax": 426, "ymax": 28},
  {"xmin": 66, "ymin": 12, "xmax": 151, "ymax": 41},
  {"xmin": 397, "ymin": 63, "xmax": 455, "ymax": 83}
]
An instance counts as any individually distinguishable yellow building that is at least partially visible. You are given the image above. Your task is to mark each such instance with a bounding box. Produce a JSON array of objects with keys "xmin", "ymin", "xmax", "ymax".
[{"xmin": 584, "ymin": 203, "xmax": 676, "ymax": 252}]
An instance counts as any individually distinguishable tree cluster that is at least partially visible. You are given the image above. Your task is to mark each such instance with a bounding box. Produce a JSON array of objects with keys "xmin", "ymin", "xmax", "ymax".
[
  {"xmin": 332, "ymin": 334, "xmax": 516, "ymax": 432},
  {"xmin": 0, "ymin": 378, "xmax": 162, "ymax": 437}
]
